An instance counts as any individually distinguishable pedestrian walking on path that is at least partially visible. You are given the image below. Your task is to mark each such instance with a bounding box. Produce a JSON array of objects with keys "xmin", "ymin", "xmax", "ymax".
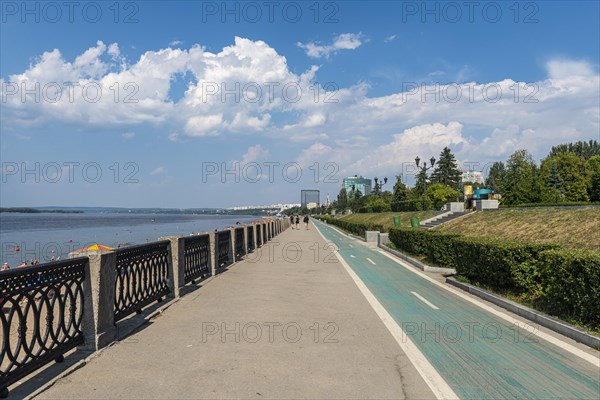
[
  {"xmin": 303, "ymin": 214, "xmax": 309, "ymax": 229},
  {"xmin": 295, "ymin": 216, "xmax": 300, "ymax": 229},
  {"xmin": 290, "ymin": 215, "xmax": 295, "ymax": 229}
]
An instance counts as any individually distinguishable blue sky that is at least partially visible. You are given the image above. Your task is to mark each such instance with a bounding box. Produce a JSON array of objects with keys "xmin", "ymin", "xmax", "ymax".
[{"xmin": 1, "ymin": 1, "xmax": 599, "ymax": 208}]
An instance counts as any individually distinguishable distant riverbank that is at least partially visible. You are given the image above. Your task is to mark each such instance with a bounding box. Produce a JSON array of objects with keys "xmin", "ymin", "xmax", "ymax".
[{"xmin": 0, "ymin": 208, "xmax": 83, "ymax": 214}]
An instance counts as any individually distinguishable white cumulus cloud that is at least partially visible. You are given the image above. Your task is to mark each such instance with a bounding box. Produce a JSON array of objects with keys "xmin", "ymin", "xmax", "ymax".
[{"xmin": 297, "ymin": 33, "xmax": 363, "ymax": 58}]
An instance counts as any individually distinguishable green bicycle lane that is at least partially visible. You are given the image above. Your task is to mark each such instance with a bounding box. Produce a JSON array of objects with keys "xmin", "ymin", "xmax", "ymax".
[{"xmin": 314, "ymin": 220, "xmax": 600, "ymax": 399}]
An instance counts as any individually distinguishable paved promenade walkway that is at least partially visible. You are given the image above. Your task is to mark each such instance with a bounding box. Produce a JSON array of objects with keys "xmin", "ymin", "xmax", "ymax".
[
  {"xmin": 33, "ymin": 225, "xmax": 435, "ymax": 399},
  {"xmin": 25, "ymin": 220, "xmax": 600, "ymax": 399}
]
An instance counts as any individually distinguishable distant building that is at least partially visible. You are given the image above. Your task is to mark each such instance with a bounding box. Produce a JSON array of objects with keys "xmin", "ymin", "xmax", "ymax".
[
  {"xmin": 342, "ymin": 175, "xmax": 372, "ymax": 195},
  {"xmin": 301, "ymin": 190, "xmax": 320, "ymax": 209},
  {"xmin": 461, "ymin": 171, "xmax": 484, "ymax": 184}
]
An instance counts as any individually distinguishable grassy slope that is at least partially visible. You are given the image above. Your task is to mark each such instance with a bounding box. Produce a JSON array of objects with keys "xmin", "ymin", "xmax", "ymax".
[
  {"xmin": 338, "ymin": 211, "xmax": 441, "ymax": 232},
  {"xmin": 436, "ymin": 207, "xmax": 600, "ymax": 251}
]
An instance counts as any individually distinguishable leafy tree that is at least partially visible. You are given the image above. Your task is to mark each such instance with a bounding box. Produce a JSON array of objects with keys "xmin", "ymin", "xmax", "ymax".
[
  {"xmin": 545, "ymin": 161, "xmax": 564, "ymax": 203},
  {"xmin": 431, "ymin": 147, "xmax": 462, "ymax": 191},
  {"xmin": 548, "ymin": 140, "xmax": 600, "ymax": 160},
  {"xmin": 362, "ymin": 194, "xmax": 392, "ymax": 212},
  {"xmin": 392, "ymin": 175, "xmax": 409, "ymax": 202},
  {"xmin": 336, "ymin": 188, "xmax": 348, "ymax": 211},
  {"xmin": 486, "ymin": 161, "xmax": 506, "ymax": 193},
  {"xmin": 381, "ymin": 190, "xmax": 393, "ymax": 205},
  {"xmin": 347, "ymin": 189, "xmax": 364, "ymax": 212},
  {"xmin": 426, "ymin": 183, "xmax": 461, "ymax": 210},
  {"xmin": 413, "ymin": 169, "xmax": 427, "ymax": 195},
  {"xmin": 502, "ymin": 150, "xmax": 542, "ymax": 205},
  {"xmin": 587, "ymin": 156, "xmax": 600, "ymax": 201},
  {"xmin": 540, "ymin": 152, "xmax": 589, "ymax": 202}
]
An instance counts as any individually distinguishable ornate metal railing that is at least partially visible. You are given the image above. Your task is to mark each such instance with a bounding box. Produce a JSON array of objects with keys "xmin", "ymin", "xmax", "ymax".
[
  {"xmin": 114, "ymin": 241, "xmax": 170, "ymax": 322},
  {"xmin": 247, "ymin": 226, "xmax": 255, "ymax": 252},
  {"xmin": 183, "ymin": 235, "xmax": 210, "ymax": 284},
  {"xmin": 1, "ymin": 258, "xmax": 87, "ymax": 395},
  {"xmin": 256, "ymin": 224, "xmax": 262, "ymax": 247},
  {"xmin": 216, "ymin": 231, "xmax": 231, "ymax": 269},
  {"xmin": 234, "ymin": 228, "xmax": 245, "ymax": 259}
]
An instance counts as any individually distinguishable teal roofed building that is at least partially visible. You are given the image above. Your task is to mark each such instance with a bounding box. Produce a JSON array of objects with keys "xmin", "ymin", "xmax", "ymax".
[{"xmin": 342, "ymin": 176, "xmax": 372, "ymax": 196}]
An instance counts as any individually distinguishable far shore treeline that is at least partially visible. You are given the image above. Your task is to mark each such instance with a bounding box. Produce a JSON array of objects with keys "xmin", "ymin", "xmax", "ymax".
[{"xmin": 0, "ymin": 208, "xmax": 83, "ymax": 214}]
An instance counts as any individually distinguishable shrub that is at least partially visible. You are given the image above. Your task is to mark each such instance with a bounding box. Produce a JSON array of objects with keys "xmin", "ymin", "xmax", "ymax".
[
  {"xmin": 391, "ymin": 200, "xmax": 422, "ymax": 212},
  {"xmin": 537, "ymin": 249, "xmax": 600, "ymax": 327},
  {"xmin": 388, "ymin": 227, "xmax": 600, "ymax": 328}
]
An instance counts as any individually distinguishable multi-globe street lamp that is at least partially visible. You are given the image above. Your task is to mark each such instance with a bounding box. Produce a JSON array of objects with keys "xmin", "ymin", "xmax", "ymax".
[
  {"xmin": 415, "ymin": 156, "xmax": 436, "ymax": 210},
  {"xmin": 373, "ymin": 177, "xmax": 387, "ymax": 198}
]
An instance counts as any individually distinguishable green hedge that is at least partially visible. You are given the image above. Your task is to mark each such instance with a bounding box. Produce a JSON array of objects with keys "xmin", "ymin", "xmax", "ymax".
[
  {"xmin": 388, "ymin": 228, "xmax": 599, "ymax": 328},
  {"xmin": 316, "ymin": 216, "xmax": 384, "ymax": 236},
  {"xmin": 537, "ymin": 249, "xmax": 600, "ymax": 327}
]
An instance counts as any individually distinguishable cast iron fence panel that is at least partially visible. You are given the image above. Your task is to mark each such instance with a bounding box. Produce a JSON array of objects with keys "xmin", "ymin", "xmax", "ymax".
[
  {"xmin": 216, "ymin": 231, "xmax": 231, "ymax": 269},
  {"xmin": 234, "ymin": 228, "xmax": 245, "ymax": 259},
  {"xmin": 0, "ymin": 258, "xmax": 87, "ymax": 394},
  {"xmin": 256, "ymin": 224, "xmax": 262, "ymax": 247},
  {"xmin": 114, "ymin": 241, "xmax": 170, "ymax": 322},
  {"xmin": 183, "ymin": 235, "xmax": 210, "ymax": 284},
  {"xmin": 247, "ymin": 226, "xmax": 255, "ymax": 252}
]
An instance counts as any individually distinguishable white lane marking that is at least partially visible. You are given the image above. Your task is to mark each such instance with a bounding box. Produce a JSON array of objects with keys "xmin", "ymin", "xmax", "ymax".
[
  {"xmin": 318, "ymin": 221, "xmax": 600, "ymax": 368},
  {"xmin": 376, "ymin": 249, "xmax": 600, "ymax": 367},
  {"xmin": 313, "ymin": 223, "xmax": 457, "ymax": 400},
  {"xmin": 411, "ymin": 291, "xmax": 439, "ymax": 310},
  {"xmin": 366, "ymin": 257, "xmax": 376, "ymax": 265},
  {"xmin": 350, "ymin": 254, "xmax": 356, "ymax": 258}
]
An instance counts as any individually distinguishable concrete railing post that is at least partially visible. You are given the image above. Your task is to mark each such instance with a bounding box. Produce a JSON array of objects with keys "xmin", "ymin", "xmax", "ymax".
[
  {"xmin": 251, "ymin": 224, "xmax": 257, "ymax": 251},
  {"xmin": 208, "ymin": 232, "xmax": 217, "ymax": 276},
  {"xmin": 81, "ymin": 251, "xmax": 117, "ymax": 351},
  {"xmin": 159, "ymin": 236, "xmax": 185, "ymax": 298},
  {"xmin": 229, "ymin": 228, "xmax": 236, "ymax": 263},
  {"xmin": 242, "ymin": 226, "xmax": 248, "ymax": 257}
]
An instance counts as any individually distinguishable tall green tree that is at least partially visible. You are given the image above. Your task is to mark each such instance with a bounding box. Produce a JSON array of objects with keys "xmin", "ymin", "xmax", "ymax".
[
  {"xmin": 545, "ymin": 161, "xmax": 564, "ymax": 203},
  {"xmin": 549, "ymin": 140, "xmax": 600, "ymax": 160},
  {"xmin": 587, "ymin": 156, "xmax": 600, "ymax": 201},
  {"xmin": 540, "ymin": 152, "xmax": 589, "ymax": 202},
  {"xmin": 392, "ymin": 175, "xmax": 409, "ymax": 202},
  {"xmin": 502, "ymin": 149, "xmax": 542, "ymax": 205},
  {"xmin": 336, "ymin": 188, "xmax": 348, "ymax": 211},
  {"xmin": 414, "ymin": 169, "xmax": 427, "ymax": 195},
  {"xmin": 431, "ymin": 147, "xmax": 462, "ymax": 190},
  {"xmin": 486, "ymin": 161, "xmax": 506, "ymax": 192}
]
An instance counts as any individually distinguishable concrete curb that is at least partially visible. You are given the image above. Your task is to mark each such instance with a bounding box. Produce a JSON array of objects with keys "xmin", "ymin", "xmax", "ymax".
[
  {"xmin": 447, "ymin": 277, "xmax": 600, "ymax": 350},
  {"xmin": 377, "ymin": 243, "xmax": 456, "ymax": 274}
]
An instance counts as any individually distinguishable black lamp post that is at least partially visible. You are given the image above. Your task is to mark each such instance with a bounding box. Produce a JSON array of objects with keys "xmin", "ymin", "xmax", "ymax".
[
  {"xmin": 415, "ymin": 156, "xmax": 436, "ymax": 210},
  {"xmin": 373, "ymin": 177, "xmax": 388, "ymax": 198}
]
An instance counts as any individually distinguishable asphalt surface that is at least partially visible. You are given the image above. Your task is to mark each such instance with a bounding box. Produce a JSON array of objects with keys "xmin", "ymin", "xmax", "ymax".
[{"xmin": 314, "ymin": 219, "xmax": 600, "ymax": 399}]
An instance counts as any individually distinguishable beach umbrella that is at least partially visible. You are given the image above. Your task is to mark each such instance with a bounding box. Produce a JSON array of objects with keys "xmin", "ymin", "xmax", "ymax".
[
  {"xmin": 73, "ymin": 243, "xmax": 115, "ymax": 252},
  {"xmin": 69, "ymin": 243, "xmax": 115, "ymax": 259}
]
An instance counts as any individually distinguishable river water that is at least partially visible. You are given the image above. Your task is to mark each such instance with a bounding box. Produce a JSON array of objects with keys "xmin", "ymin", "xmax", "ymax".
[{"xmin": 0, "ymin": 213, "xmax": 258, "ymax": 266}]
